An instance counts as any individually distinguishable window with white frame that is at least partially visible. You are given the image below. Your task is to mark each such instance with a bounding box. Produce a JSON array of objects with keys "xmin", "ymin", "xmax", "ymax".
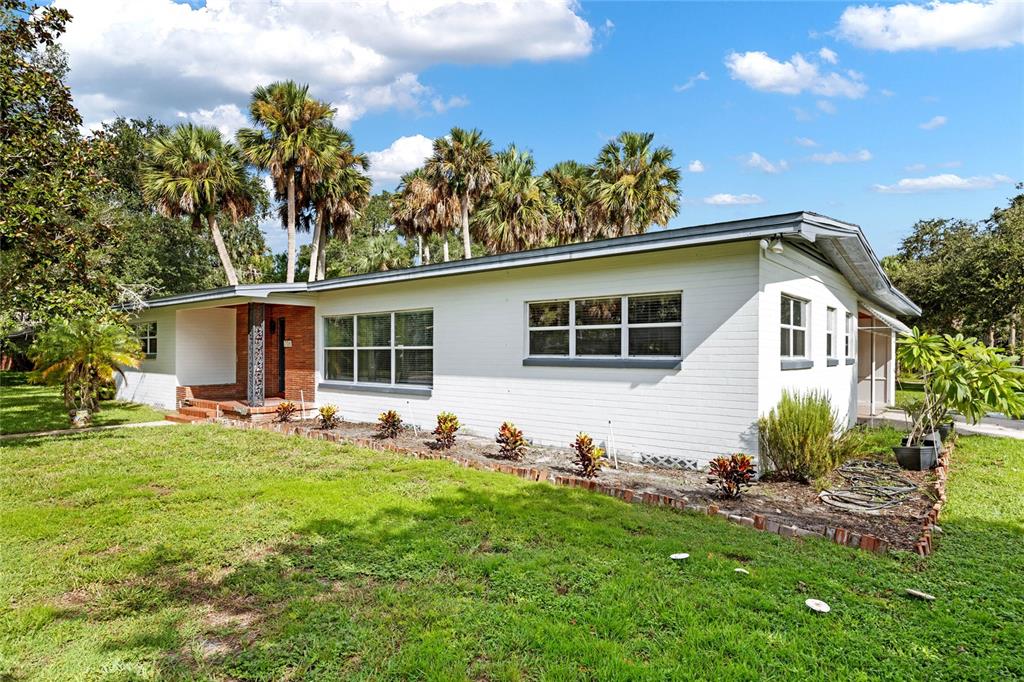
[
  {"xmin": 826, "ymin": 307, "xmax": 837, "ymax": 359},
  {"xmin": 780, "ymin": 295, "xmax": 808, "ymax": 358},
  {"xmin": 527, "ymin": 292, "xmax": 682, "ymax": 358},
  {"xmin": 132, "ymin": 322, "xmax": 157, "ymax": 359},
  {"xmin": 845, "ymin": 312, "xmax": 856, "ymax": 358},
  {"xmin": 323, "ymin": 310, "xmax": 433, "ymax": 386}
]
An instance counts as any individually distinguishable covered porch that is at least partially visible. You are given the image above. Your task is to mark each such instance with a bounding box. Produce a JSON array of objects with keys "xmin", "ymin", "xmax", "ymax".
[{"xmin": 856, "ymin": 304, "xmax": 909, "ymax": 417}]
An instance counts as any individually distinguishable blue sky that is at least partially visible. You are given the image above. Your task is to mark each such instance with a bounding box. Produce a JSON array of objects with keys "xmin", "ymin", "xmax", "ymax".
[{"xmin": 53, "ymin": 0, "xmax": 1024, "ymax": 255}]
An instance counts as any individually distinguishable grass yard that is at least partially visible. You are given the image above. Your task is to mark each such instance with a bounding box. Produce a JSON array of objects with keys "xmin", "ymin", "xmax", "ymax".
[
  {"xmin": 1, "ymin": 425, "xmax": 1022, "ymax": 680},
  {"xmin": 0, "ymin": 371, "xmax": 168, "ymax": 435}
]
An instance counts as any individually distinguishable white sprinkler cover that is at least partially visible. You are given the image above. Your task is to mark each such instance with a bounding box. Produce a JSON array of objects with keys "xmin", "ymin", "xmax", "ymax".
[
  {"xmin": 670, "ymin": 553, "xmax": 689, "ymax": 560},
  {"xmin": 805, "ymin": 598, "xmax": 831, "ymax": 613},
  {"xmin": 734, "ymin": 568, "xmax": 750, "ymax": 575}
]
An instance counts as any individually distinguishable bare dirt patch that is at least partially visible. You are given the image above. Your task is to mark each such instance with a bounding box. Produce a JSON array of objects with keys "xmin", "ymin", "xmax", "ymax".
[{"xmin": 298, "ymin": 418, "xmax": 936, "ymax": 551}]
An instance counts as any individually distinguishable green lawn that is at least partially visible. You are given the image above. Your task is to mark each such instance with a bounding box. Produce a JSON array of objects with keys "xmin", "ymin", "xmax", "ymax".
[
  {"xmin": 1, "ymin": 425, "xmax": 1021, "ymax": 679},
  {"xmin": 0, "ymin": 371, "xmax": 168, "ymax": 435}
]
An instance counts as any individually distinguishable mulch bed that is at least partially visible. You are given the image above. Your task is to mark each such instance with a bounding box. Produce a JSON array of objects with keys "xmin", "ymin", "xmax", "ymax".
[{"xmin": 295, "ymin": 418, "xmax": 937, "ymax": 552}]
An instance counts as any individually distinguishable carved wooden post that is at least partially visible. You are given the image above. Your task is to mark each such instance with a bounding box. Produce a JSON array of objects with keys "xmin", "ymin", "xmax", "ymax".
[{"xmin": 247, "ymin": 303, "xmax": 265, "ymax": 407}]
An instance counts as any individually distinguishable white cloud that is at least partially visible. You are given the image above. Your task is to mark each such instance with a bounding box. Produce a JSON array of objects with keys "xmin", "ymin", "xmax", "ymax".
[
  {"xmin": 704, "ymin": 193, "xmax": 765, "ymax": 205},
  {"xmin": 366, "ymin": 134, "xmax": 435, "ymax": 188},
  {"xmin": 881, "ymin": 88, "xmax": 896, "ymax": 97},
  {"xmin": 674, "ymin": 71, "xmax": 709, "ymax": 92},
  {"xmin": 724, "ymin": 51, "xmax": 867, "ymax": 98},
  {"xmin": 837, "ymin": 0, "xmax": 1024, "ymax": 51},
  {"xmin": 904, "ymin": 160, "xmax": 964, "ymax": 172},
  {"xmin": 176, "ymin": 103, "xmax": 248, "ymax": 138},
  {"xmin": 818, "ymin": 47, "xmax": 839, "ymax": 64},
  {"xmin": 904, "ymin": 163, "xmax": 928, "ymax": 172},
  {"xmin": 687, "ymin": 160, "xmax": 705, "ymax": 173},
  {"xmin": 810, "ymin": 149, "xmax": 873, "ymax": 164},
  {"xmin": 794, "ymin": 136, "xmax": 819, "ymax": 147},
  {"xmin": 431, "ymin": 94, "xmax": 470, "ymax": 113},
  {"xmin": 919, "ymin": 115, "xmax": 948, "ymax": 130},
  {"xmin": 56, "ymin": 0, "xmax": 593, "ymax": 131},
  {"xmin": 816, "ymin": 99, "xmax": 837, "ymax": 114},
  {"xmin": 744, "ymin": 152, "xmax": 788, "ymax": 174},
  {"xmin": 873, "ymin": 173, "xmax": 1012, "ymax": 193}
]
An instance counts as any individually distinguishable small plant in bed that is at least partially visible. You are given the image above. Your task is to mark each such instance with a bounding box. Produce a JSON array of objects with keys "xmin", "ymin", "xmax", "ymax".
[
  {"xmin": 495, "ymin": 421, "xmax": 528, "ymax": 460},
  {"xmin": 708, "ymin": 454, "xmax": 756, "ymax": 498},
  {"xmin": 317, "ymin": 404, "xmax": 340, "ymax": 430},
  {"xmin": 377, "ymin": 410, "xmax": 403, "ymax": 439},
  {"xmin": 274, "ymin": 401, "xmax": 298, "ymax": 423},
  {"xmin": 433, "ymin": 412, "xmax": 460, "ymax": 449},
  {"xmin": 572, "ymin": 433, "xmax": 606, "ymax": 478},
  {"xmin": 758, "ymin": 390, "xmax": 862, "ymax": 482}
]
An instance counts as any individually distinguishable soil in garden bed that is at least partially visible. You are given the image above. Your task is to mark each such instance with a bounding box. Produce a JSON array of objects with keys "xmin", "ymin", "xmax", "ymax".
[{"xmin": 297, "ymin": 418, "xmax": 936, "ymax": 552}]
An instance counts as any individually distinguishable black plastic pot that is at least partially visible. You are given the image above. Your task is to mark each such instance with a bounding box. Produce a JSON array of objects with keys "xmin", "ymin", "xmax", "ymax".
[
  {"xmin": 937, "ymin": 421, "xmax": 955, "ymax": 441},
  {"xmin": 893, "ymin": 444, "xmax": 938, "ymax": 470}
]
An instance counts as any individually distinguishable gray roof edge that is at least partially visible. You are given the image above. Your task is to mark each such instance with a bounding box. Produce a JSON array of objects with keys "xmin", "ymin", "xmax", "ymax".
[{"xmin": 126, "ymin": 282, "xmax": 310, "ymax": 310}]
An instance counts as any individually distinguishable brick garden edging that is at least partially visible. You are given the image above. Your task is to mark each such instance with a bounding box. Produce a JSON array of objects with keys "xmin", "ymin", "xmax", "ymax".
[{"xmin": 212, "ymin": 418, "xmax": 954, "ymax": 556}]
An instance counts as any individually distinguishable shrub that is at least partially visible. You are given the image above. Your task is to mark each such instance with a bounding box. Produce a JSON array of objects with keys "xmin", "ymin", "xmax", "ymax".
[
  {"xmin": 757, "ymin": 390, "xmax": 860, "ymax": 481},
  {"xmin": 317, "ymin": 404, "xmax": 340, "ymax": 430},
  {"xmin": 433, "ymin": 412, "xmax": 460, "ymax": 449},
  {"xmin": 708, "ymin": 454, "xmax": 756, "ymax": 498},
  {"xmin": 572, "ymin": 433, "xmax": 606, "ymax": 478},
  {"xmin": 274, "ymin": 400, "xmax": 298, "ymax": 423},
  {"xmin": 377, "ymin": 410, "xmax": 403, "ymax": 439},
  {"xmin": 495, "ymin": 421, "xmax": 528, "ymax": 460}
]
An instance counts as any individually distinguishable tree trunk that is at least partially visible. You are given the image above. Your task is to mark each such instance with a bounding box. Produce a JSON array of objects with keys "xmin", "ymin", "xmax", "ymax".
[
  {"xmin": 206, "ymin": 214, "xmax": 239, "ymax": 286},
  {"xmin": 316, "ymin": 232, "xmax": 327, "ymax": 280},
  {"xmin": 286, "ymin": 172, "xmax": 297, "ymax": 283},
  {"xmin": 1010, "ymin": 315, "xmax": 1018, "ymax": 357},
  {"xmin": 307, "ymin": 210, "xmax": 324, "ymax": 283},
  {"xmin": 460, "ymin": 191, "xmax": 471, "ymax": 259},
  {"xmin": 424, "ymin": 243, "xmax": 431, "ymax": 265},
  {"xmin": 416, "ymin": 235, "xmax": 423, "ymax": 266},
  {"xmin": 988, "ymin": 326, "xmax": 995, "ymax": 347},
  {"xmin": 442, "ymin": 238, "xmax": 450, "ymax": 262}
]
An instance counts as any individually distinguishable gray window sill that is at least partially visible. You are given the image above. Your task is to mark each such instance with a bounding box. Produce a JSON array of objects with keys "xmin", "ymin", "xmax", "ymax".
[
  {"xmin": 846, "ymin": 357, "xmax": 856, "ymax": 365},
  {"xmin": 318, "ymin": 382, "xmax": 432, "ymax": 397},
  {"xmin": 523, "ymin": 357, "xmax": 681, "ymax": 369},
  {"xmin": 827, "ymin": 358, "xmax": 839, "ymax": 367},
  {"xmin": 781, "ymin": 358, "xmax": 813, "ymax": 371}
]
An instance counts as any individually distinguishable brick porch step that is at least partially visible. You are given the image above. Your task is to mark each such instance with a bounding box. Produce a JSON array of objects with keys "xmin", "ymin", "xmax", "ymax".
[
  {"xmin": 179, "ymin": 406, "xmax": 217, "ymax": 418},
  {"xmin": 187, "ymin": 399, "xmax": 223, "ymax": 411},
  {"xmin": 165, "ymin": 413, "xmax": 204, "ymax": 424}
]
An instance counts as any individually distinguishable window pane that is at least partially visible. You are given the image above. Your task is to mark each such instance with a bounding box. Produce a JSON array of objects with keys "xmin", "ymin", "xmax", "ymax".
[
  {"xmin": 575, "ymin": 297, "xmax": 621, "ymax": 326},
  {"xmin": 325, "ymin": 316, "xmax": 353, "ymax": 347},
  {"xmin": 629, "ymin": 294, "xmax": 681, "ymax": 324},
  {"xmin": 780, "ymin": 328, "xmax": 790, "ymax": 356},
  {"xmin": 397, "ymin": 349, "xmax": 432, "ymax": 385},
  {"xmin": 357, "ymin": 314, "xmax": 391, "ymax": 347},
  {"xmin": 826, "ymin": 334, "xmax": 834, "ymax": 357},
  {"xmin": 147, "ymin": 339, "xmax": 157, "ymax": 357},
  {"xmin": 792, "ymin": 329, "xmax": 805, "ymax": 357},
  {"xmin": 395, "ymin": 310, "xmax": 432, "ymax": 346},
  {"xmin": 357, "ymin": 349, "xmax": 391, "ymax": 383},
  {"xmin": 629, "ymin": 327, "xmax": 681, "ymax": 356},
  {"xmin": 576, "ymin": 328, "xmax": 621, "ymax": 356},
  {"xmin": 529, "ymin": 329, "xmax": 569, "ymax": 355},
  {"xmin": 325, "ymin": 349, "xmax": 354, "ymax": 381},
  {"xmin": 529, "ymin": 301, "xmax": 569, "ymax": 328},
  {"xmin": 792, "ymin": 300, "xmax": 803, "ymax": 327},
  {"xmin": 781, "ymin": 297, "xmax": 791, "ymax": 325}
]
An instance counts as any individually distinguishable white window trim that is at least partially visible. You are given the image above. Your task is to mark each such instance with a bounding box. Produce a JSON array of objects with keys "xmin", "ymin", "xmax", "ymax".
[
  {"xmin": 132, "ymin": 321, "xmax": 157, "ymax": 359},
  {"xmin": 323, "ymin": 309, "xmax": 433, "ymax": 387},
  {"xmin": 780, "ymin": 294, "xmax": 809, "ymax": 359},
  {"xmin": 826, "ymin": 307, "xmax": 837, "ymax": 359},
  {"xmin": 526, "ymin": 292, "xmax": 683, "ymax": 359}
]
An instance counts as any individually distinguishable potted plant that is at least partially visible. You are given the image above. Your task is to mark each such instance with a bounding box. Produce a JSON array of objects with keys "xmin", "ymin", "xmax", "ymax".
[{"xmin": 894, "ymin": 398, "xmax": 940, "ymax": 470}]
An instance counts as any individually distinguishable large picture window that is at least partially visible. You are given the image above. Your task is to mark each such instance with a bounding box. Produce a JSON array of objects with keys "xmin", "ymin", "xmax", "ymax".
[
  {"xmin": 780, "ymin": 295, "xmax": 808, "ymax": 358},
  {"xmin": 323, "ymin": 310, "xmax": 433, "ymax": 386},
  {"xmin": 132, "ymin": 322, "xmax": 158, "ymax": 359},
  {"xmin": 527, "ymin": 292, "xmax": 681, "ymax": 358}
]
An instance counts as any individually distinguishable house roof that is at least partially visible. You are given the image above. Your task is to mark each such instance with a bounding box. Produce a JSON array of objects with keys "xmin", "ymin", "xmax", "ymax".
[{"xmin": 135, "ymin": 211, "xmax": 920, "ymax": 318}]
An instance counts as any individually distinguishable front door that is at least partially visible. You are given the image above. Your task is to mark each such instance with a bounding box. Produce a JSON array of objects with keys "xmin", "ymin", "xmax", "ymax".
[{"xmin": 277, "ymin": 317, "xmax": 286, "ymax": 396}]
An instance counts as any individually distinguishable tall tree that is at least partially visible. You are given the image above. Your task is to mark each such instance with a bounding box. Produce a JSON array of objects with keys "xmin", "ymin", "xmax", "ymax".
[
  {"xmin": 474, "ymin": 146, "xmax": 554, "ymax": 253},
  {"xmin": 238, "ymin": 81, "xmax": 336, "ymax": 282},
  {"xmin": 588, "ymin": 131, "xmax": 681, "ymax": 238},
  {"xmin": 425, "ymin": 127, "xmax": 497, "ymax": 259},
  {"xmin": 392, "ymin": 169, "xmax": 458, "ymax": 264},
  {"xmin": 541, "ymin": 160, "xmax": 595, "ymax": 245},
  {"xmin": 142, "ymin": 124, "xmax": 257, "ymax": 286}
]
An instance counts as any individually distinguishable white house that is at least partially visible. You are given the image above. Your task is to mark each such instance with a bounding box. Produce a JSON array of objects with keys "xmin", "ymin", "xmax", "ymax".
[{"xmin": 117, "ymin": 211, "xmax": 917, "ymax": 469}]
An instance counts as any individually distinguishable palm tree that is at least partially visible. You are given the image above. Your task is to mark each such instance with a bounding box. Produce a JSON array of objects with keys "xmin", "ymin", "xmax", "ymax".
[
  {"xmin": 474, "ymin": 146, "xmax": 554, "ymax": 253},
  {"xmin": 307, "ymin": 130, "xmax": 371, "ymax": 281},
  {"xmin": 541, "ymin": 160, "xmax": 596, "ymax": 244},
  {"xmin": 143, "ymin": 124, "xmax": 256, "ymax": 286},
  {"xmin": 30, "ymin": 317, "xmax": 142, "ymax": 422},
  {"xmin": 587, "ymin": 131, "xmax": 681, "ymax": 238},
  {"xmin": 238, "ymin": 81, "xmax": 337, "ymax": 282},
  {"xmin": 392, "ymin": 168, "xmax": 458, "ymax": 264},
  {"xmin": 425, "ymin": 127, "xmax": 497, "ymax": 259},
  {"xmin": 351, "ymin": 233, "xmax": 411, "ymax": 273}
]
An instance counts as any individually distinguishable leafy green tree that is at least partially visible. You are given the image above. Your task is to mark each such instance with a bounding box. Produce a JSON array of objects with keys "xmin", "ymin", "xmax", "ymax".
[
  {"xmin": 541, "ymin": 160, "xmax": 595, "ymax": 244},
  {"xmin": 307, "ymin": 131, "xmax": 371, "ymax": 281},
  {"xmin": 588, "ymin": 131, "xmax": 681, "ymax": 238},
  {"xmin": 474, "ymin": 146, "xmax": 554, "ymax": 253},
  {"xmin": 239, "ymin": 81, "xmax": 337, "ymax": 282},
  {"xmin": 426, "ymin": 127, "xmax": 498, "ymax": 259},
  {"xmin": 29, "ymin": 317, "xmax": 142, "ymax": 420},
  {"xmin": 392, "ymin": 169, "xmax": 458, "ymax": 264},
  {"xmin": 142, "ymin": 124, "xmax": 258, "ymax": 286}
]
